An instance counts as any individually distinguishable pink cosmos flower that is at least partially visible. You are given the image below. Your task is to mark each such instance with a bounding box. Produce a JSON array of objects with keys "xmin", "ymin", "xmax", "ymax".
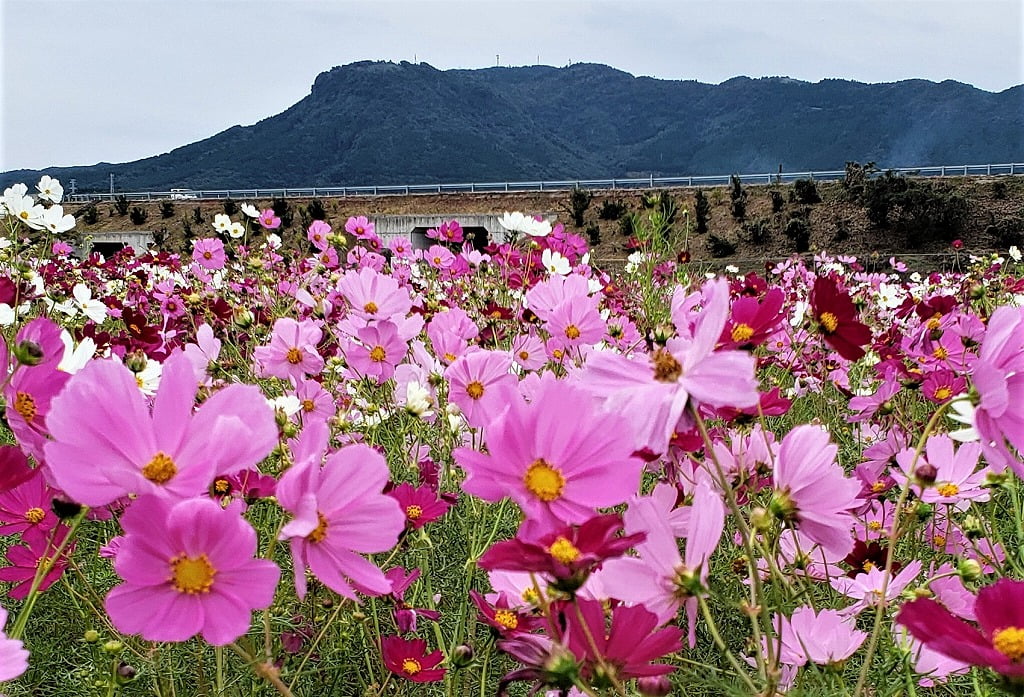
[
  {"xmin": 254, "ymin": 317, "xmax": 325, "ymax": 382},
  {"xmin": 897, "ymin": 578, "xmax": 1024, "ymax": 678},
  {"xmin": 774, "ymin": 606, "xmax": 867, "ymax": 666},
  {"xmin": 44, "ymin": 351, "xmax": 277, "ymax": 507},
  {"xmin": 104, "ymin": 496, "xmax": 280, "ymax": 645},
  {"xmin": 583, "ymin": 278, "xmax": 758, "ymax": 454},
  {"xmin": 337, "ymin": 266, "xmax": 413, "ymax": 321},
  {"xmin": 544, "ymin": 295, "xmax": 605, "ymax": 349},
  {"xmin": 307, "ymin": 220, "xmax": 331, "ymax": 251},
  {"xmin": 598, "ymin": 483, "xmax": 724, "ymax": 644},
  {"xmin": 970, "ymin": 305, "xmax": 1024, "ymax": 473},
  {"xmin": 0, "ymin": 605, "xmax": 28, "ymax": 681},
  {"xmin": 344, "ymin": 320, "xmax": 407, "ymax": 384},
  {"xmin": 192, "ymin": 238, "xmax": 226, "ymax": 270},
  {"xmin": 277, "ymin": 424, "xmax": 405, "ymax": 601},
  {"xmin": 258, "ymin": 208, "xmax": 281, "ymax": 229},
  {"xmin": 832, "ymin": 559, "xmax": 922, "ymax": 616},
  {"xmin": 444, "ymin": 350, "xmax": 517, "ymax": 430},
  {"xmin": 770, "ymin": 425, "xmax": 860, "ymax": 557},
  {"xmin": 0, "ymin": 525, "xmax": 72, "ymax": 599},
  {"xmin": 425, "ymin": 244, "xmax": 456, "ymax": 271},
  {"xmin": 455, "ymin": 374, "xmax": 643, "ymax": 533},
  {"xmin": 894, "ymin": 435, "xmax": 988, "ymax": 507},
  {"xmin": 345, "ymin": 215, "xmax": 375, "ymax": 239}
]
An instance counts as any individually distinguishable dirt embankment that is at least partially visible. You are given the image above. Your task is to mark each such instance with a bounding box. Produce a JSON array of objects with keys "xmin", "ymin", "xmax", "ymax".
[{"xmin": 69, "ymin": 176, "xmax": 1024, "ymax": 267}]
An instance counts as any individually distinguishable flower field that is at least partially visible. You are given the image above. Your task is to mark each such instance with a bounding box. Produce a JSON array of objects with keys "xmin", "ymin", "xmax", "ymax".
[{"xmin": 1, "ymin": 177, "xmax": 1024, "ymax": 696}]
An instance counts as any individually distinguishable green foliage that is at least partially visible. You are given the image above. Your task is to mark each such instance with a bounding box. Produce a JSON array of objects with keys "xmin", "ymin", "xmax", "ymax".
[
  {"xmin": 694, "ymin": 189, "xmax": 711, "ymax": 234},
  {"xmin": 991, "ymin": 180, "xmax": 1008, "ymax": 200},
  {"xmin": 784, "ymin": 210, "xmax": 811, "ymax": 252},
  {"xmin": 79, "ymin": 203, "xmax": 99, "ymax": 225},
  {"xmin": 566, "ymin": 187, "xmax": 593, "ymax": 227},
  {"xmin": 114, "ymin": 195, "xmax": 130, "ymax": 216},
  {"xmin": 159, "ymin": 201, "xmax": 175, "ymax": 219},
  {"xmin": 987, "ymin": 216, "xmax": 1024, "ymax": 249},
  {"xmin": 222, "ymin": 198, "xmax": 238, "ymax": 216},
  {"xmin": 743, "ymin": 217, "xmax": 771, "ymax": 245},
  {"xmin": 128, "ymin": 206, "xmax": 148, "ymax": 225},
  {"xmin": 729, "ymin": 175, "xmax": 747, "ymax": 221},
  {"xmin": 842, "ymin": 161, "xmax": 878, "ymax": 201},
  {"xmin": 192, "ymin": 206, "xmax": 204, "ymax": 224},
  {"xmin": 585, "ymin": 223, "xmax": 601, "ymax": 246},
  {"xmin": 618, "ymin": 213, "xmax": 637, "ymax": 238},
  {"xmin": 597, "ymin": 199, "xmax": 627, "ymax": 221},
  {"xmin": 271, "ymin": 198, "xmax": 294, "ymax": 228},
  {"xmin": 858, "ymin": 172, "xmax": 970, "ymax": 246},
  {"xmin": 769, "ymin": 189, "xmax": 785, "ymax": 213},
  {"xmin": 791, "ymin": 178, "xmax": 821, "ymax": 204}
]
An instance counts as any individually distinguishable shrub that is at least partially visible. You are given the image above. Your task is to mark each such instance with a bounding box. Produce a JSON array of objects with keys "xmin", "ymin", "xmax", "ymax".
[
  {"xmin": 987, "ymin": 216, "xmax": 1024, "ymax": 249},
  {"xmin": 769, "ymin": 190, "xmax": 785, "ymax": 213},
  {"xmin": 79, "ymin": 203, "xmax": 99, "ymax": 225},
  {"xmin": 784, "ymin": 217, "xmax": 811, "ymax": 253},
  {"xmin": 129, "ymin": 206, "xmax": 149, "ymax": 225},
  {"xmin": 792, "ymin": 179, "xmax": 821, "ymax": 204},
  {"xmin": 843, "ymin": 161, "xmax": 878, "ymax": 201},
  {"xmin": 271, "ymin": 198, "xmax": 294, "ymax": 228},
  {"xmin": 707, "ymin": 234, "xmax": 736, "ymax": 258},
  {"xmin": 598, "ymin": 200, "xmax": 627, "ymax": 220},
  {"xmin": 223, "ymin": 198, "xmax": 238, "ymax": 216},
  {"xmin": 991, "ymin": 180, "xmax": 1008, "ymax": 200},
  {"xmin": 114, "ymin": 195, "xmax": 130, "ymax": 216},
  {"xmin": 159, "ymin": 201, "xmax": 175, "ymax": 219},
  {"xmin": 729, "ymin": 175, "xmax": 747, "ymax": 221},
  {"xmin": 860, "ymin": 172, "xmax": 969, "ymax": 246},
  {"xmin": 567, "ymin": 188, "xmax": 593, "ymax": 227},
  {"xmin": 744, "ymin": 218, "xmax": 771, "ymax": 245},
  {"xmin": 618, "ymin": 214, "xmax": 637, "ymax": 238},
  {"xmin": 693, "ymin": 189, "xmax": 711, "ymax": 234},
  {"xmin": 306, "ymin": 199, "xmax": 327, "ymax": 221},
  {"xmin": 585, "ymin": 224, "xmax": 601, "ymax": 247},
  {"xmin": 181, "ymin": 216, "xmax": 193, "ymax": 240},
  {"xmin": 192, "ymin": 206, "xmax": 204, "ymax": 224}
]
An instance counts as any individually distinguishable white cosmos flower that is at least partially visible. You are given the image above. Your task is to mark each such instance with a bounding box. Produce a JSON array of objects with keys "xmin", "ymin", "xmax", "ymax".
[
  {"xmin": 725, "ymin": 265, "xmax": 740, "ymax": 274},
  {"xmin": 6, "ymin": 195, "xmax": 45, "ymax": 230},
  {"xmin": 498, "ymin": 211, "xmax": 551, "ymax": 238},
  {"xmin": 948, "ymin": 397, "xmax": 979, "ymax": 443},
  {"xmin": 876, "ymin": 283, "xmax": 902, "ymax": 310},
  {"xmin": 264, "ymin": 233, "xmax": 282, "ymax": 249},
  {"xmin": 228, "ymin": 222, "xmax": 245, "ymax": 239},
  {"xmin": 134, "ymin": 359, "xmax": 163, "ymax": 396},
  {"xmin": 268, "ymin": 395, "xmax": 302, "ymax": 417},
  {"xmin": 240, "ymin": 203, "xmax": 260, "ymax": 219},
  {"xmin": 1010, "ymin": 246, "xmax": 1022, "ymax": 262},
  {"xmin": 36, "ymin": 176, "xmax": 63, "ymax": 203},
  {"xmin": 58, "ymin": 331, "xmax": 96, "ymax": 373},
  {"xmin": 212, "ymin": 214, "xmax": 232, "ymax": 234},
  {"xmin": 71, "ymin": 284, "xmax": 107, "ymax": 324},
  {"xmin": 40, "ymin": 205, "xmax": 75, "ymax": 234},
  {"xmin": 404, "ymin": 381, "xmax": 434, "ymax": 418},
  {"xmin": 541, "ymin": 248, "xmax": 571, "ymax": 275}
]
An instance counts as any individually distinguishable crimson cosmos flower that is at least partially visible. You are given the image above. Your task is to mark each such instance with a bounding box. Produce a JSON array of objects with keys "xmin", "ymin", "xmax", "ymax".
[
  {"xmin": 810, "ymin": 276, "xmax": 872, "ymax": 361},
  {"xmin": 381, "ymin": 636, "xmax": 446, "ymax": 683},
  {"xmin": 898, "ymin": 578, "xmax": 1024, "ymax": 678}
]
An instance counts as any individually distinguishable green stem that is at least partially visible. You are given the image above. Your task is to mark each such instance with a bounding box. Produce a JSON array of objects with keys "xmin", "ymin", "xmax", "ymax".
[{"xmin": 696, "ymin": 596, "xmax": 759, "ymax": 694}]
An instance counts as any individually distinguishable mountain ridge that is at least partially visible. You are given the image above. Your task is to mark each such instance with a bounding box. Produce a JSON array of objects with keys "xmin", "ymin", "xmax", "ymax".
[{"xmin": 2, "ymin": 61, "xmax": 1021, "ymax": 191}]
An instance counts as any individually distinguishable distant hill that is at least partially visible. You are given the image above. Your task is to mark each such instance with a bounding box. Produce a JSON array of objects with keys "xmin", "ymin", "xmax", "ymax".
[{"xmin": 3, "ymin": 61, "xmax": 1022, "ymax": 191}]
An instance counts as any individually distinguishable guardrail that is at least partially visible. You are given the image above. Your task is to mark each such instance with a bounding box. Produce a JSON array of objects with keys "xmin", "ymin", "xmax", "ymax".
[{"xmin": 65, "ymin": 162, "xmax": 1023, "ymax": 203}]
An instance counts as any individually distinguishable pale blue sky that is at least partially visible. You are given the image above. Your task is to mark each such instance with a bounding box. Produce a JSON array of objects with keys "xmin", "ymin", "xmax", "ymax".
[{"xmin": 2, "ymin": 0, "xmax": 1021, "ymax": 171}]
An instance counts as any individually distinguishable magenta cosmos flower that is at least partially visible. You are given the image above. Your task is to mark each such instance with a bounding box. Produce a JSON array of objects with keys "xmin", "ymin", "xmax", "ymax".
[
  {"xmin": 770, "ymin": 425, "xmax": 860, "ymax": 557},
  {"xmin": 971, "ymin": 305, "xmax": 1024, "ymax": 474},
  {"xmin": 454, "ymin": 374, "xmax": 644, "ymax": 533},
  {"xmin": 44, "ymin": 351, "xmax": 277, "ymax": 507},
  {"xmin": 105, "ymin": 496, "xmax": 280, "ymax": 645},
  {"xmin": 254, "ymin": 317, "xmax": 325, "ymax": 382},
  {"xmin": 277, "ymin": 423, "xmax": 405, "ymax": 601},
  {"xmin": 344, "ymin": 320, "xmax": 407, "ymax": 384},
  {"xmin": 381, "ymin": 635, "xmax": 446, "ymax": 683},
  {"xmin": 898, "ymin": 578, "xmax": 1024, "ymax": 678},
  {"xmin": 583, "ymin": 278, "xmax": 758, "ymax": 454}
]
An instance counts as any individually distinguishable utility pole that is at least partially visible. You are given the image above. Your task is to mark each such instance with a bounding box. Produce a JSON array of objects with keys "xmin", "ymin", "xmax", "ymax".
[
  {"xmin": 496, "ymin": 54, "xmax": 499, "ymax": 66},
  {"xmin": 109, "ymin": 173, "xmax": 114, "ymax": 194},
  {"xmin": 69, "ymin": 179, "xmax": 76, "ymax": 195}
]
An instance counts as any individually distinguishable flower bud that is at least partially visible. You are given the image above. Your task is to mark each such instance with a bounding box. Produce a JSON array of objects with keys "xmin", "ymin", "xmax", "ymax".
[
  {"xmin": 914, "ymin": 502, "xmax": 934, "ymax": 521},
  {"xmin": 102, "ymin": 640, "xmax": 123, "ymax": 654},
  {"xmin": 12, "ymin": 340, "xmax": 44, "ymax": 366},
  {"xmin": 749, "ymin": 507, "xmax": 772, "ymax": 532},
  {"xmin": 638, "ymin": 676, "xmax": 672, "ymax": 697},
  {"xmin": 957, "ymin": 558, "xmax": 983, "ymax": 582},
  {"xmin": 969, "ymin": 283, "xmax": 986, "ymax": 300},
  {"xmin": 233, "ymin": 307, "xmax": 255, "ymax": 329},
  {"xmin": 116, "ymin": 662, "xmax": 136, "ymax": 682},
  {"xmin": 124, "ymin": 349, "xmax": 148, "ymax": 374},
  {"xmin": 914, "ymin": 463, "xmax": 938, "ymax": 486},
  {"xmin": 451, "ymin": 644, "xmax": 474, "ymax": 669},
  {"xmin": 83, "ymin": 630, "xmax": 100, "ymax": 644},
  {"xmin": 961, "ymin": 515, "xmax": 984, "ymax": 540}
]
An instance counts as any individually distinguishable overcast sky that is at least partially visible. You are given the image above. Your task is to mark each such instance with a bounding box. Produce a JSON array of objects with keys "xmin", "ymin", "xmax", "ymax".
[{"xmin": 1, "ymin": 0, "xmax": 1021, "ymax": 172}]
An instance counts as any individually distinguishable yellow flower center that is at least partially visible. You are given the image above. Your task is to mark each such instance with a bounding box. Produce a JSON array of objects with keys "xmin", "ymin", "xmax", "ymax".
[
  {"xmin": 819, "ymin": 312, "xmax": 839, "ymax": 334},
  {"xmin": 493, "ymin": 609, "xmax": 519, "ymax": 630},
  {"xmin": 518, "ymin": 350, "xmax": 530, "ymax": 360},
  {"xmin": 13, "ymin": 392, "xmax": 36, "ymax": 422},
  {"xmin": 521, "ymin": 587, "xmax": 540, "ymax": 605},
  {"xmin": 651, "ymin": 348, "xmax": 682, "ymax": 382},
  {"xmin": 547, "ymin": 536, "xmax": 581, "ymax": 564},
  {"xmin": 301, "ymin": 398, "xmax": 315, "ymax": 412},
  {"xmin": 552, "ymin": 349, "xmax": 564, "ymax": 360},
  {"xmin": 871, "ymin": 481, "xmax": 886, "ymax": 493},
  {"xmin": 170, "ymin": 553, "xmax": 216, "ymax": 594},
  {"xmin": 286, "ymin": 347, "xmax": 303, "ymax": 364},
  {"xmin": 933, "ymin": 534, "xmax": 947, "ymax": 547},
  {"xmin": 405, "ymin": 505, "xmax": 423, "ymax": 521},
  {"xmin": 142, "ymin": 452, "xmax": 178, "ymax": 484},
  {"xmin": 523, "ymin": 459, "xmax": 564, "ymax": 502},
  {"xmin": 731, "ymin": 323, "xmax": 755, "ymax": 343},
  {"xmin": 203, "ymin": 251, "xmax": 213, "ymax": 260},
  {"xmin": 305, "ymin": 512, "xmax": 329, "ymax": 543},
  {"xmin": 867, "ymin": 520, "xmax": 883, "ymax": 531},
  {"xmin": 932, "ymin": 346, "xmax": 948, "ymax": 360},
  {"xmin": 862, "ymin": 561, "xmax": 876, "ymax": 572},
  {"xmin": 24, "ymin": 507, "xmax": 45, "ymax": 524},
  {"xmin": 993, "ymin": 627, "xmax": 1024, "ymax": 662},
  {"xmin": 443, "ymin": 352, "xmax": 457, "ymax": 362},
  {"xmin": 401, "ymin": 658, "xmax": 422, "ymax": 675},
  {"xmin": 369, "ymin": 345, "xmax": 387, "ymax": 362},
  {"xmin": 466, "ymin": 381, "xmax": 485, "ymax": 399},
  {"xmin": 926, "ymin": 315, "xmax": 942, "ymax": 331},
  {"xmin": 936, "ymin": 482, "xmax": 960, "ymax": 498},
  {"xmin": 212, "ymin": 478, "xmax": 231, "ymax": 495},
  {"xmin": 565, "ymin": 324, "xmax": 581, "ymax": 340},
  {"xmin": 363, "ymin": 301, "xmax": 378, "ymax": 314},
  {"xmin": 933, "ymin": 386, "xmax": 952, "ymax": 401}
]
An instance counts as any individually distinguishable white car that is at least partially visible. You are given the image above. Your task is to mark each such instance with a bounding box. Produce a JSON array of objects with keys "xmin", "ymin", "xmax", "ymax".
[{"xmin": 169, "ymin": 189, "xmax": 198, "ymax": 200}]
